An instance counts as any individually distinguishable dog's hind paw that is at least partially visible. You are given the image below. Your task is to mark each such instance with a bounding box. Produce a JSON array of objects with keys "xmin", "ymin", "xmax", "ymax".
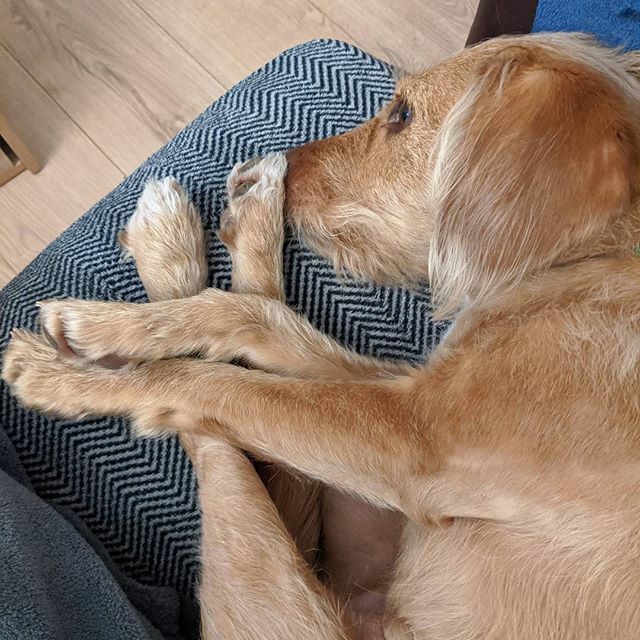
[{"xmin": 120, "ymin": 178, "xmax": 185, "ymax": 254}]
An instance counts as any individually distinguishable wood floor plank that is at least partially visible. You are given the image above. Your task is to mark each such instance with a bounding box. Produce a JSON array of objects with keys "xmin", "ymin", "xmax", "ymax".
[
  {"xmin": 0, "ymin": 0, "xmax": 226, "ymax": 174},
  {"xmin": 134, "ymin": 0, "xmax": 354, "ymax": 88},
  {"xmin": 311, "ymin": 0, "xmax": 477, "ymax": 68},
  {"xmin": 0, "ymin": 0, "xmax": 477, "ymax": 287},
  {"xmin": 0, "ymin": 46, "xmax": 123, "ymax": 287}
]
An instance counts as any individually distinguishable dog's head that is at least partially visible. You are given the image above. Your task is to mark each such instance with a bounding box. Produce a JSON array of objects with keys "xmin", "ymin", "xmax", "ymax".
[{"xmin": 285, "ymin": 34, "xmax": 640, "ymax": 315}]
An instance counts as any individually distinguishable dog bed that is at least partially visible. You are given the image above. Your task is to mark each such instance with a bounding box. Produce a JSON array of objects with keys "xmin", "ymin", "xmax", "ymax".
[{"xmin": 0, "ymin": 3, "xmax": 637, "ymax": 638}]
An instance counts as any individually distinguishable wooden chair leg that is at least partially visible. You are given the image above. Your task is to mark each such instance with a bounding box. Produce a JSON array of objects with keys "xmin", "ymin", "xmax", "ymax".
[{"xmin": 0, "ymin": 112, "xmax": 40, "ymax": 187}]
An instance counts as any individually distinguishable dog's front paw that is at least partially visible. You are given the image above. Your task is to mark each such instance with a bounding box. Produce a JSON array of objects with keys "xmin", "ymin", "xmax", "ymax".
[
  {"xmin": 1, "ymin": 330, "xmax": 89, "ymax": 417},
  {"xmin": 38, "ymin": 299, "xmax": 135, "ymax": 368},
  {"xmin": 2, "ymin": 329, "xmax": 54, "ymax": 386},
  {"xmin": 219, "ymin": 153, "xmax": 287, "ymax": 250},
  {"xmin": 119, "ymin": 177, "xmax": 208, "ymax": 300}
]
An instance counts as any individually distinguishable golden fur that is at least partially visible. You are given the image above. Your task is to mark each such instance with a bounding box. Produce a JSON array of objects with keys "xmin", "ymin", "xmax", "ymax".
[{"xmin": 4, "ymin": 33, "xmax": 640, "ymax": 638}]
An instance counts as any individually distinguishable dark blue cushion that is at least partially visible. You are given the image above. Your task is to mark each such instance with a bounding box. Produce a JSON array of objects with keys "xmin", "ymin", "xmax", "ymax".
[{"xmin": 534, "ymin": 0, "xmax": 640, "ymax": 49}]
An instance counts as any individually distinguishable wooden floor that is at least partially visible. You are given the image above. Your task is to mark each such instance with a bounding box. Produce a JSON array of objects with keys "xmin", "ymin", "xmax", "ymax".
[{"xmin": 0, "ymin": 0, "xmax": 477, "ymax": 287}]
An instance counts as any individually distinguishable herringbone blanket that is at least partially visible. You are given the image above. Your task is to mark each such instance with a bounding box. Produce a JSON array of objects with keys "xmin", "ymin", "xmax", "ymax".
[{"xmin": 0, "ymin": 39, "xmax": 443, "ymax": 603}]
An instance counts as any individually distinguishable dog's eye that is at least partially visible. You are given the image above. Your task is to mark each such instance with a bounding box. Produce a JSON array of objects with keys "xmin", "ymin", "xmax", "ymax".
[{"xmin": 387, "ymin": 100, "xmax": 412, "ymax": 131}]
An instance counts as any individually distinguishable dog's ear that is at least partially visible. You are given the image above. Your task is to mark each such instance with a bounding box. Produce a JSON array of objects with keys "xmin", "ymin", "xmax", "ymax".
[
  {"xmin": 622, "ymin": 50, "xmax": 640, "ymax": 80},
  {"xmin": 429, "ymin": 46, "xmax": 639, "ymax": 315}
]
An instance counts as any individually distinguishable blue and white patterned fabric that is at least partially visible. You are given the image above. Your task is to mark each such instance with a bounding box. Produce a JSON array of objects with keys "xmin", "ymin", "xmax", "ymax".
[{"xmin": 0, "ymin": 39, "xmax": 445, "ymax": 598}]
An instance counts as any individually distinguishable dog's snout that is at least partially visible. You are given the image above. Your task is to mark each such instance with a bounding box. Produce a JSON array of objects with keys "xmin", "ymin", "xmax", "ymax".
[
  {"xmin": 284, "ymin": 137, "xmax": 347, "ymax": 234},
  {"xmin": 284, "ymin": 146, "xmax": 299, "ymax": 164},
  {"xmin": 284, "ymin": 143, "xmax": 317, "ymax": 216},
  {"xmin": 284, "ymin": 143, "xmax": 313, "ymax": 189}
]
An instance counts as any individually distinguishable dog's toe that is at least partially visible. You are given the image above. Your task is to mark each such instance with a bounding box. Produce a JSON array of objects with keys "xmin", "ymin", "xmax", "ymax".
[
  {"xmin": 37, "ymin": 301, "xmax": 82, "ymax": 360},
  {"xmin": 226, "ymin": 153, "xmax": 287, "ymax": 203},
  {"xmin": 2, "ymin": 330, "xmax": 56, "ymax": 388},
  {"xmin": 38, "ymin": 301, "xmax": 81, "ymax": 361}
]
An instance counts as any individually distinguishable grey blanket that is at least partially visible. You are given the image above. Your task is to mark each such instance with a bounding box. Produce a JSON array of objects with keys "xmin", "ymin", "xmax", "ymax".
[{"xmin": 0, "ymin": 426, "xmax": 196, "ymax": 639}]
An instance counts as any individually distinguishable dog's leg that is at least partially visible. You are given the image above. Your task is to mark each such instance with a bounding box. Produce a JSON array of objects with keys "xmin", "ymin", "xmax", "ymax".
[
  {"xmin": 3, "ymin": 340, "xmax": 425, "ymax": 518},
  {"xmin": 38, "ymin": 289, "xmax": 411, "ymax": 379},
  {"xmin": 187, "ymin": 437, "xmax": 351, "ymax": 640},
  {"xmin": 119, "ymin": 167, "xmax": 320, "ymax": 637},
  {"xmin": 224, "ymin": 156, "xmax": 400, "ymax": 638},
  {"xmin": 117, "ymin": 177, "xmax": 209, "ymax": 460},
  {"xmin": 118, "ymin": 177, "xmax": 227, "ymax": 639},
  {"xmin": 4, "ymin": 334, "xmax": 415, "ymax": 639},
  {"xmin": 223, "ymin": 155, "xmax": 323, "ymax": 569}
]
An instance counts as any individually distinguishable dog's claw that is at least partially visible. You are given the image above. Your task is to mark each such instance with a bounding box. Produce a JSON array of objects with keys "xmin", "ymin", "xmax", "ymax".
[
  {"xmin": 41, "ymin": 326, "xmax": 59, "ymax": 350},
  {"xmin": 232, "ymin": 180, "xmax": 255, "ymax": 199},
  {"xmin": 38, "ymin": 305, "xmax": 79, "ymax": 360}
]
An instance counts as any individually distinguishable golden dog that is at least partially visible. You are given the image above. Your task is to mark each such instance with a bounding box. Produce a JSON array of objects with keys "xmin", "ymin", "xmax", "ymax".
[{"xmin": 4, "ymin": 33, "xmax": 640, "ymax": 638}]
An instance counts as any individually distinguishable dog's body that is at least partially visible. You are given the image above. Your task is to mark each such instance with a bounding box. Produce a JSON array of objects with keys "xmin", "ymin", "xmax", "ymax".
[{"xmin": 4, "ymin": 33, "xmax": 640, "ymax": 638}]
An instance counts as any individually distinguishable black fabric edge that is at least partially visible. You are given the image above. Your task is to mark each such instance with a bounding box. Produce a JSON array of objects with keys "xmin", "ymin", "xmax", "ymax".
[{"xmin": 466, "ymin": 0, "xmax": 539, "ymax": 46}]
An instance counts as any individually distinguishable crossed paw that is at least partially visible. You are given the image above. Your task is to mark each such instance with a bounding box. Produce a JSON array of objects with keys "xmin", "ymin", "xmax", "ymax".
[
  {"xmin": 1, "ymin": 329, "xmax": 108, "ymax": 418},
  {"xmin": 2, "ymin": 154, "xmax": 288, "ymax": 418}
]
